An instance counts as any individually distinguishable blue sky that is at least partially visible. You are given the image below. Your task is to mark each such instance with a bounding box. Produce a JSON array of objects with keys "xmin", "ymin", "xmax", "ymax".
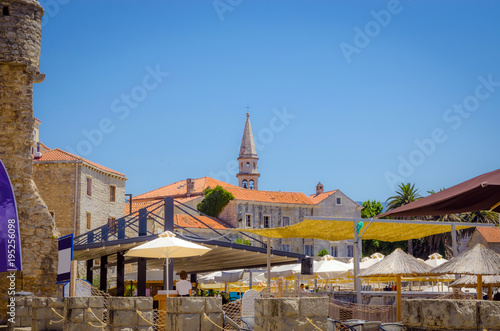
[{"xmin": 34, "ymin": 0, "xmax": 500, "ymax": 203}]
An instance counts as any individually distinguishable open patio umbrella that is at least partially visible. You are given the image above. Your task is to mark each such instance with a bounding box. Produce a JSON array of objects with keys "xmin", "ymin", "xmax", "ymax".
[
  {"xmin": 424, "ymin": 253, "xmax": 448, "ymax": 267},
  {"xmin": 379, "ymin": 168, "xmax": 500, "ymax": 217},
  {"xmin": 358, "ymin": 248, "xmax": 433, "ymax": 322},
  {"xmin": 314, "ymin": 255, "xmax": 349, "ymax": 280},
  {"xmin": 125, "ymin": 231, "xmax": 211, "ymax": 297},
  {"xmin": 450, "ymin": 274, "xmax": 500, "ymax": 300},
  {"xmin": 426, "ymin": 243, "xmax": 500, "ymax": 300}
]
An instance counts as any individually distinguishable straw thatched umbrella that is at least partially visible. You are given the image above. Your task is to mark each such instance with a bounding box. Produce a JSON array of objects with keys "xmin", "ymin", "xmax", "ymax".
[
  {"xmin": 358, "ymin": 248, "xmax": 433, "ymax": 322},
  {"xmin": 450, "ymin": 275, "xmax": 500, "ymax": 300},
  {"xmin": 427, "ymin": 243, "xmax": 500, "ymax": 300}
]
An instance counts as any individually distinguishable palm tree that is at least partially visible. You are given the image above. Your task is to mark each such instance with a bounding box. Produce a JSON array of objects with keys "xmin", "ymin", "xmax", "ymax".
[{"xmin": 386, "ymin": 183, "xmax": 422, "ymax": 255}]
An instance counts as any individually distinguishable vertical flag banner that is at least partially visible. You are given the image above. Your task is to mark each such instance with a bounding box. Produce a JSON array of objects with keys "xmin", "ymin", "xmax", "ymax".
[
  {"xmin": 57, "ymin": 234, "xmax": 74, "ymax": 283},
  {"xmin": 0, "ymin": 159, "xmax": 22, "ymax": 272}
]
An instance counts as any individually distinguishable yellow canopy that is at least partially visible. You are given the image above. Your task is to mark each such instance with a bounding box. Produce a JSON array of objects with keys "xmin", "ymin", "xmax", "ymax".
[{"xmin": 239, "ymin": 218, "xmax": 474, "ymax": 242}]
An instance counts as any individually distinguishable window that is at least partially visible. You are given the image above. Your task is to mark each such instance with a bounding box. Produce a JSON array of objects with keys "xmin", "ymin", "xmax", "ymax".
[
  {"xmin": 3, "ymin": 6, "xmax": 10, "ymax": 16},
  {"xmin": 240, "ymin": 162, "xmax": 243, "ymax": 169},
  {"xmin": 253, "ymin": 162, "xmax": 256, "ymax": 169},
  {"xmin": 110, "ymin": 186, "xmax": 116, "ymax": 202},
  {"xmin": 304, "ymin": 244, "xmax": 313, "ymax": 256},
  {"xmin": 282, "ymin": 244, "xmax": 291, "ymax": 252},
  {"xmin": 108, "ymin": 217, "xmax": 117, "ymax": 235},
  {"xmin": 347, "ymin": 245, "xmax": 353, "ymax": 257},
  {"xmin": 336, "ymin": 197, "xmax": 341, "ymax": 205},
  {"xmin": 282, "ymin": 216, "xmax": 290, "ymax": 227},
  {"xmin": 249, "ymin": 180, "xmax": 255, "ymax": 189},
  {"xmin": 242, "ymin": 180, "xmax": 248, "ymax": 189},
  {"xmin": 86, "ymin": 177, "xmax": 92, "ymax": 196},
  {"xmin": 245, "ymin": 214, "xmax": 252, "ymax": 228},
  {"xmin": 86, "ymin": 212, "xmax": 91, "ymax": 229},
  {"xmin": 246, "ymin": 162, "xmax": 250, "ymax": 168},
  {"xmin": 330, "ymin": 245, "xmax": 338, "ymax": 257},
  {"xmin": 263, "ymin": 215, "xmax": 270, "ymax": 228}
]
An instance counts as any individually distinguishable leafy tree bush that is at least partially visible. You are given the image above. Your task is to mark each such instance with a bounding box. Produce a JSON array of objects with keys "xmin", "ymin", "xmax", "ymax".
[{"xmin": 197, "ymin": 185, "xmax": 234, "ymax": 217}]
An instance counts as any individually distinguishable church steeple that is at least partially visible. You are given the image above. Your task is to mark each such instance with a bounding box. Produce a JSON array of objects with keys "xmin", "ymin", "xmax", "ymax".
[{"xmin": 237, "ymin": 113, "xmax": 260, "ymax": 189}]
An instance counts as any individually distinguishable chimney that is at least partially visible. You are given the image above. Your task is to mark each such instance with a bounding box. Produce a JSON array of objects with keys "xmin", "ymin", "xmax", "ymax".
[
  {"xmin": 33, "ymin": 141, "xmax": 42, "ymax": 160},
  {"xmin": 186, "ymin": 178, "xmax": 195, "ymax": 197},
  {"xmin": 316, "ymin": 182, "xmax": 324, "ymax": 195}
]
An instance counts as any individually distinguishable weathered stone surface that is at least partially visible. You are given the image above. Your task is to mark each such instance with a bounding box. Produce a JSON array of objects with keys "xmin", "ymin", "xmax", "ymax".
[
  {"xmin": 204, "ymin": 297, "xmax": 222, "ymax": 313},
  {"xmin": 280, "ymin": 298, "xmax": 299, "ymax": 317},
  {"xmin": 166, "ymin": 297, "xmax": 205, "ymax": 314},
  {"xmin": 422, "ymin": 299, "xmax": 476, "ymax": 330},
  {"xmin": 401, "ymin": 299, "xmax": 422, "ymax": 326},
  {"xmin": 299, "ymin": 297, "xmax": 328, "ymax": 317},
  {"xmin": 478, "ymin": 301, "xmax": 500, "ymax": 330},
  {"xmin": 166, "ymin": 313, "xmax": 200, "ymax": 331},
  {"xmin": 0, "ymin": 0, "xmax": 59, "ymax": 322},
  {"xmin": 134, "ymin": 297, "xmax": 153, "ymax": 310},
  {"xmin": 136, "ymin": 311, "xmax": 153, "ymax": 326},
  {"xmin": 31, "ymin": 297, "xmax": 47, "ymax": 309},
  {"xmin": 108, "ymin": 310, "xmax": 137, "ymax": 327},
  {"xmin": 201, "ymin": 312, "xmax": 223, "ymax": 331},
  {"xmin": 67, "ymin": 308, "xmax": 84, "ymax": 323},
  {"xmin": 108, "ymin": 297, "xmax": 135, "ymax": 310},
  {"xmin": 47, "ymin": 297, "xmax": 65, "ymax": 308},
  {"xmin": 88, "ymin": 296, "xmax": 104, "ymax": 308}
]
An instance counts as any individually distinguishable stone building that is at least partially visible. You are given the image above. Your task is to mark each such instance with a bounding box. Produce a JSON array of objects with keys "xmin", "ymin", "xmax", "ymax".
[
  {"xmin": 128, "ymin": 114, "xmax": 361, "ymax": 257},
  {"xmin": 0, "ymin": 0, "xmax": 58, "ymax": 319},
  {"xmin": 33, "ymin": 148, "xmax": 127, "ymax": 237},
  {"xmin": 467, "ymin": 227, "xmax": 500, "ymax": 254}
]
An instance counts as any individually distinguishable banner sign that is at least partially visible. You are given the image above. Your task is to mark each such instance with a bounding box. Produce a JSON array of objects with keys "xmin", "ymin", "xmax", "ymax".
[
  {"xmin": 0, "ymin": 159, "xmax": 22, "ymax": 272},
  {"xmin": 56, "ymin": 234, "xmax": 74, "ymax": 283}
]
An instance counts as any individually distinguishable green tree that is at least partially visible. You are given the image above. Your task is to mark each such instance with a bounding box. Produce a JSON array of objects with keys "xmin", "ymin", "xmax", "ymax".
[
  {"xmin": 317, "ymin": 248, "xmax": 329, "ymax": 257},
  {"xmin": 361, "ymin": 199, "xmax": 407, "ymax": 256},
  {"xmin": 386, "ymin": 183, "xmax": 422, "ymax": 255},
  {"xmin": 235, "ymin": 237, "xmax": 251, "ymax": 246},
  {"xmin": 196, "ymin": 185, "xmax": 234, "ymax": 217}
]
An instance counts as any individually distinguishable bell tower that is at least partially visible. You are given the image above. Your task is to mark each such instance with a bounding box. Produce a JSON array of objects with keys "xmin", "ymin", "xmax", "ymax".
[{"xmin": 236, "ymin": 113, "xmax": 260, "ymax": 189}]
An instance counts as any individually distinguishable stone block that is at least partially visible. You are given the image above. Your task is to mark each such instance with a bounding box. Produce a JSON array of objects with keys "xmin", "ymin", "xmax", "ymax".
[
  {"xmin": 31, "ymin": 297, "xmax": 47, "ymax": 309},
  {"xmin": 166, "ymin": 297, "xmax": 205, "ymax": 314},
  {"xmin": 86, "ymin": 307, "xmax": 104, "ymax": 323},
  {"xmin": 14, "ymin": 297, "xmax": 25, "ymax": 307},
  {"xmin": 299, "ymin": 297, "xmax": 328, "ymax": 317},
  {"xmin": 422, "ymin": 299, "xmax": 476, "ymax": 330},
  {"xmin": 137, "ymin": 311, "xmax": 153, "ymax": 326},
  {"xmin": 201, "ymin": 312, "xmax": 223, "ymax": 331},
  {"xmin": 254, "ymin": 316, "xmax": 267, "ymax": 331},
  {"xmin": 280, "ymin": 298, "xmax": 299, "ymax": 317},
  {"xmin": 88, "ymin": 296, "xmax": 104, "ymax": 308},
  {"xmin": 68, "ymin": 308, "xmax": 84, "ymax": 323},
  {"xmin": 134, "ymin": 297, "xmax": 153, "ymax": 311},
  {"xmin": 401, "ymin": 299, "xmax": 422, "ymax": 327},
  {"xmin": 108, "ymin": 310, "xmax": 138, "ymax": 327},
  {"xmin": 15, "ymin": 306, "xmax": 30, "ymax": 316},
  {"xmin": 165, "ymin": 313, "xmax": 200, "ymax": 331},
  {"xmin": 109, "ymin": 328, "xmax": 135, "ymax": 331},
  {"xmin": 108, "ymin": 297, "xmax": 135, "ymax": 311},
  {"xmin": 46, "ymin": 297, "xmax": 65, "ymax": 308},
  {"xmin": 204, "ymin": 297, "xmax": 222, "ymax": 313},
  {"xmin": 254, "ymin": 298, "xmax": 267, "ymax": 317},
  {"xmin": 136, "ymin": 326, "xmax": 154, "ymax": 331},
  {"xmin": 478, "ymin": 301, "xmax": 500, "ymax": 330},
  {"xmin": 306, "ymin": 317, "xmax": 328, "ymax": 331}
]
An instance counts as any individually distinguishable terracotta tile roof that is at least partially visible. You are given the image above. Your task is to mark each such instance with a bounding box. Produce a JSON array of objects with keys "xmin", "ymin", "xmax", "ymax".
[
  {"xmin": 34, "ymin": 148, "xmax": 126, "ymax": 178},
  {"xmin": 134, "ymin": 177, "xmax": 314, "ymax": 205},
  {"xmin": 309, "ymin": 190, "xmax": 339, "ymax": 204},
  {"xmin": 175, "ymin": 214, "xmax": 229, "ymax": 230},
  {"xmin": 476, "ymin": 227, "xmax": 500, "ymax": 243}
]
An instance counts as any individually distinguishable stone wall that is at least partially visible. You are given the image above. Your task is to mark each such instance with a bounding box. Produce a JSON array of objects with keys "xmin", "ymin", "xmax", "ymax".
[
  {"xmin": 107, "ymin": 297, "xmax": 153, "ymax": 331},
  {"xmin": 254, "ymin": 297, "xmax": 329, "ymax": 330},
  {"xmin": 7, "ymin": 296, "xmax": 33, "ymax": 330},
  {"xmin": 165, "ymin": 297, "xmax": 223, "ymax": 331},
  {"xmin": 78, "ymin": 165, "xmax": 126, "ymax": 236},
  {"xmin": 33, "ymin": 162, "xmax": 77, "ymax": 236},
  {"xmin": 0, "ymin": 0, "xmax": 59, "ymax": 323},
  {"xmin": 402, "ymin": 298, "xmax": 500, "ymax": 331}
]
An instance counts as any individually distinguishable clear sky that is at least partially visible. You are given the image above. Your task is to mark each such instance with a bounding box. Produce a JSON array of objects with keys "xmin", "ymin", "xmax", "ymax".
[{"xmin": 34, "ymin": 0, "xmax": 500, "ymax": 203}]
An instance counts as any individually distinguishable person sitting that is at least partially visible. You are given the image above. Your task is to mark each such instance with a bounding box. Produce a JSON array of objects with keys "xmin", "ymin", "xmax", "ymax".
[
  {"xmin": 176, "ymin": 270, "xmax": 192, "ymax": 297},
  {"xmin": 300, "ymin": 284, "xmax": 307, "ymax": 292}
]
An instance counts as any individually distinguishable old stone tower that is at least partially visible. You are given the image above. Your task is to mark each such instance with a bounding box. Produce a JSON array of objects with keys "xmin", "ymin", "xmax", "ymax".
[
  {"xmin": 0, "ymin": 0, "xmax": 59, "ymax": 305},
  {"xmin": 236, "ymin": 113, "xmax": 260, "ymax": 189}
]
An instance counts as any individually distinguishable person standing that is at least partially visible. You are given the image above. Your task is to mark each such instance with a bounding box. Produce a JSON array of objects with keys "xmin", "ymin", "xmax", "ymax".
[{"xmin": 176, "ymin": 270, "xmax": 192, "ymax": 297}]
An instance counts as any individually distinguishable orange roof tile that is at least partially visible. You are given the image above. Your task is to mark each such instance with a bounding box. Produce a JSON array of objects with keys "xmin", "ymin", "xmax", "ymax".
[
  {"xmin": 134, "ymin": 177, "xmax": 314, "ymax": 205},
  {"xmin": 175, "ymin": 214, "xmax": 229, "ymax": 230},
  {"xmin": 34, "ymin": 148, "xmax": 126, "ymax": 177},
  {"xmin": 476, "ymin": 227, "xmax": 500, "ymax": 243},
  {"xmin": 309, "ymin": 190, "xmax": 339, "ymax": 204}
]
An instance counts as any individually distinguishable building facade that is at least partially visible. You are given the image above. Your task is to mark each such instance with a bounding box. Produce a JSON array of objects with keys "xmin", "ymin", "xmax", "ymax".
[{"xmin": 34, "ymin": 148, "xmax": 127, "ymax": 237}]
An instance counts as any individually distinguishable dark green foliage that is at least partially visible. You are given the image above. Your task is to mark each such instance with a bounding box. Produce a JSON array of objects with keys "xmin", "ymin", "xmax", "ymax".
[
  {"xmin": 197, "ymin": 185, "xmax": 234, "ymax": 217},
  {"xmin": 361, "ymin": 200, "xmax": 384, "ymax": 219},
  {"xmin": 317, "ymin": 248, "xmax": 329, "ymax": 257},
  {"xmin": 235, "ymin": 237, "xmax": 251, "ymax": 246}
]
